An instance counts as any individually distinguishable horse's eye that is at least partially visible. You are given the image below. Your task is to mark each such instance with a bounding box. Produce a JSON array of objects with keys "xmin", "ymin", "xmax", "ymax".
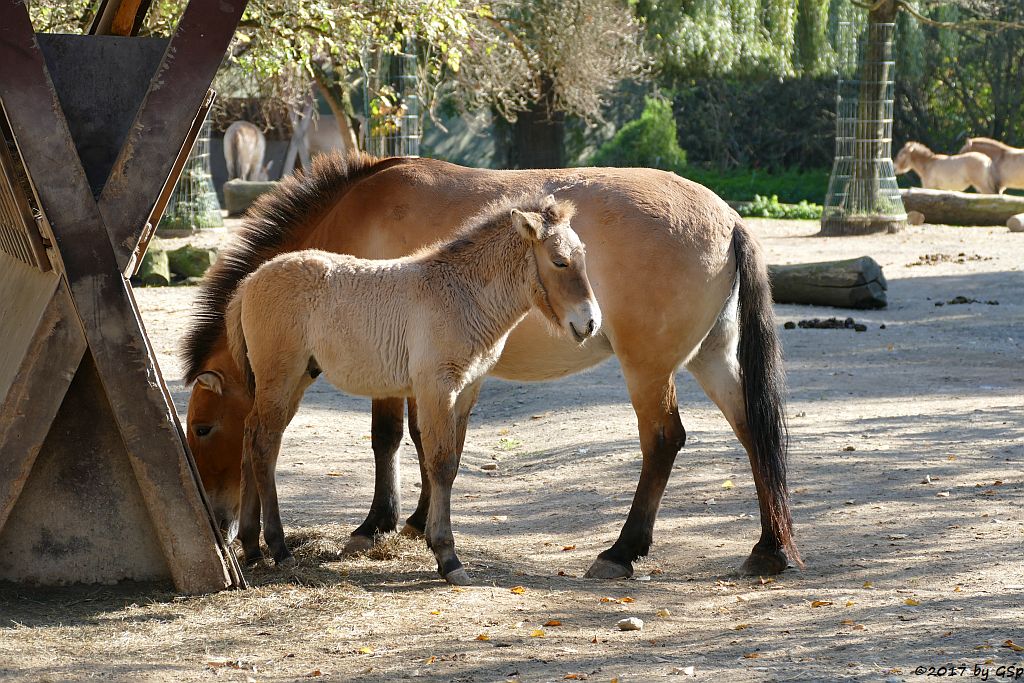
[
  {"xmin": 194, "ymin": 425, "xmax": 213, "ymax": 438},
  {"xmin": 552, "ymin": 259, "xmax": 569, "ymax": 269}
]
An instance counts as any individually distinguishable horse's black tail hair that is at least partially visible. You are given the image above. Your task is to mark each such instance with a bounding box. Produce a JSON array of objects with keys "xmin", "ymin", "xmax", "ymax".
[
  {"xmin": 733, "ymin": 221, "xmax": 801, "ymax": 567},
  {"xmin": 225, "ymin": 283, "xmax": 255, "ymax": 396}
]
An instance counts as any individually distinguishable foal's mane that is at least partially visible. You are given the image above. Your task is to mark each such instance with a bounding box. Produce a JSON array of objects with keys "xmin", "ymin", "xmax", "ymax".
[
  {"xmin": 416, "ymin": 194, "xmax": 576, "ymax": 264},
  {"xmin": 181, "ymin": 152, "xmax": 407, "ymax": 383}
]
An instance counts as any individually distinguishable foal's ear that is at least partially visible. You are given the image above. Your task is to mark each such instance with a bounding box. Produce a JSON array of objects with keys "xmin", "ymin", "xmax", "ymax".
[
  {"xmin": 511, "ymin": 208, "xmax": 544, "ymax": 241},
  {"xmin": 194, "ymin": 370, "xmax": 224, "ymax": 395}
]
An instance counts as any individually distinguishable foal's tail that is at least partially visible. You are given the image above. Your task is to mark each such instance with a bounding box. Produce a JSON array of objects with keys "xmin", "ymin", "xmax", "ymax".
[
  {"xmin": 225, "ymin": 281, "xmax": 255, "ymax": 396},
  {"xmin": 733, "ymin": 222, "xmax": 801, "ymax": 567}
]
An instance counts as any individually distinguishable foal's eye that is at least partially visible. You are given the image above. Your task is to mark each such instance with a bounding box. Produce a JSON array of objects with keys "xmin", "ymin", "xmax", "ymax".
[{"xmin": 194, "ymin": 425, "xmax": 213, "ymax": 438}]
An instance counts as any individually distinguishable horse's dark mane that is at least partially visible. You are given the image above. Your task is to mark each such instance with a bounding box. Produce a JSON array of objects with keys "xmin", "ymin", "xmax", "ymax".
[
  {"xmin": 422, "ymin": 195, "xmax": 576, "ymax": 262},
  {"xmin": 181, "ymin": 152, "xmax": 407, "ymax": 383}
]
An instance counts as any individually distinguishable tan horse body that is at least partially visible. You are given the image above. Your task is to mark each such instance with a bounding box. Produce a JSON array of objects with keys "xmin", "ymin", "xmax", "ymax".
[
  {"xmin": 894, "ymin": 141, "xmax": 996, "ymax": 193},
  {"xmin": 959, "ymin": 137, "xmax": 1024, "ymax": 193},
  {"xmin": 224, "ymin": 196, "xmax": 599, "ymax": 582},
  {"xmin": 224, "ymin": 121, "xmax": 271, "ymax": 181},
  {"xmin": 184, "ymin": 153, "xmax": 796, "ymax": 580}
]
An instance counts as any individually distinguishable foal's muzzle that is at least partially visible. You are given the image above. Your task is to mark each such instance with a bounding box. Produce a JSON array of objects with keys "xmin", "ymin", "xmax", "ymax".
[{"xmin": 568, "ymin": 300, "xmax": 602, "ymax": 342}]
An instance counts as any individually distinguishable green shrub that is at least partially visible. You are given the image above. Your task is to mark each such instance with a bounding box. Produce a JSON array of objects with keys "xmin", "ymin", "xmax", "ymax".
[
  {"xmin": 681, "ymin": 166, "xmax": 829, "ymax": 204},
  {"xmin": 591, "ymin": 98, "xmax": 686, "ymax": 171},
  {"xmin": 737, "ymin": 194, "xmax": 822, "ymax": 220}
]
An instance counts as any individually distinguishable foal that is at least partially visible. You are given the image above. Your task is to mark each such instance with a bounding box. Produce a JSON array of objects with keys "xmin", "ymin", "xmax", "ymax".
[
  {"xmin": 225, "ymin": 195, "xmax": 600, "ymax": 584},
  {"xmin": 894, "ymin": 141, "xmax": 996, "ymax": 194}
]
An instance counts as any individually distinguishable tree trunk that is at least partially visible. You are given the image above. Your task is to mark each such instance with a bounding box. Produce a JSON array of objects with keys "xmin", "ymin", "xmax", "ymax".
[
  {"xmin": 900, "ymin": 188, "xmax": 1024, "ymax": 226},
  {"xmin": 507, "ymin": 76, "xmax": 565, "ymax": 169},
  {"xmin": 314, "ymin": 71, "xmax": 359, "ymax": 154},
  {"xmin": 769, "ymin": 256, "xmax": 887, "ymax": 309}
]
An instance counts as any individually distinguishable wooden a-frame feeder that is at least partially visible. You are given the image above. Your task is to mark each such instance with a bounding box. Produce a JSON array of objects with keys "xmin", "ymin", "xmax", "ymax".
[{"xmin": 0, "ymin": 0, "xmax": 248, "ymax": 593}]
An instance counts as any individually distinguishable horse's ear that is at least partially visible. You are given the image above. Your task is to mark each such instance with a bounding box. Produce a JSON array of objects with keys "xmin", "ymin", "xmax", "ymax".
[
  {"xmin": 543, "ymin": 193, "xmax": 556, "ymax": 207},
  {"xmin": 511, "ymin": 208, "xmax": 544, "ymax": 241},
  {"xmin": 195, "ymin": 370, "xmax": 224, "ymax": 395}
]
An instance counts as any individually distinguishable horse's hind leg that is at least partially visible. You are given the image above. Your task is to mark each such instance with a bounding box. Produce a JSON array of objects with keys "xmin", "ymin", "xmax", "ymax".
[
  {"xmin": 686, "ymin": 317, "xmax": 790, "ymax": 575},
  {"xmin": 586, "ymin": 361, "xmax": 686, "ymax": 579},
  {"xmin": 345, "ymin": 397, "xmax": 405, "ymax": 554}
]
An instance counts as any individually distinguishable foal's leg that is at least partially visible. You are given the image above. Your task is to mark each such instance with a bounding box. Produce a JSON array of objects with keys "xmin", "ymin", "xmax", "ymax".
[
  {"xmin": 415, "ymin": 382, "xmax": 481, "ymax": 585},
  {"xmin": 586, "ymin": 361, "xmax": 686, "ymax": 579},
  {"xmin": 687, "ymin": 318, "xmax": 791, "ymax": 575},
  {"xmin": 344, "ymin": 397, "xmax": 405, "ymax": 554},
  {"xmin": 238, "ymin": 453, "xmax": 264, "ymax": 566},
  {"xmin": 402, "ymin": 382, "xmax": 482, "ymax": 538}
]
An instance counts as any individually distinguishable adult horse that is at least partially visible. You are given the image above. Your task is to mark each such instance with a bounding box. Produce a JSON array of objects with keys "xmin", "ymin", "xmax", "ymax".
[
  {"xmin": 225, "ymin": 196, "xmax": 599, "ymax": 582},
  {"xmin": 959, "ymin": 137, "xmax": 1024, "ymax": 194},
  {"xmin": 894, "ymin": 141, "xmax": 996, "ymax": 194},
  {"xmin": 183, "ymin": 152, "xmax": 797, "ymax": 579},
  {"xmin": 224, "ymin": 120, "xmax": 272, "ymax": 181}
]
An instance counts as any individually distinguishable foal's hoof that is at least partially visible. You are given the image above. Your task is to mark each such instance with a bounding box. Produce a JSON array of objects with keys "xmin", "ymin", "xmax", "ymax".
[
  {"xmin": 399, "ymin": 523, "xmax": 425, "ymax": 539},
  {"xmin": 584, "ymin": 557, "xmax": 633, "ymax": 580},
  {"xmin": 242, "ymin": 552, "xmax": 265, "ymax": 568},
  {"xmin": 444, "ymin": 568, "xmax": 473, "ymax": 586},
  {"xmin": 739, "ymin": 547, "xmax": 790, "ymax": 576},
  {"xmin": 274, "ymin": 553, "xmax": 297, "ymax": 569},
  {"xmin": 342, "ymin": 534, "xmax": 375, "ymax": 556}
]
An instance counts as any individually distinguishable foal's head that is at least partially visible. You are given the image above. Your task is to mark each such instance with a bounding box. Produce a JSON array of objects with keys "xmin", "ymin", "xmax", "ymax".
[
  {"xmin": 511, "ymin": 196, "xmax": 601, "ymax": 343},
  {"xmin": 895, "ymin": 141, "xmax": 929, "ymax": 174}
]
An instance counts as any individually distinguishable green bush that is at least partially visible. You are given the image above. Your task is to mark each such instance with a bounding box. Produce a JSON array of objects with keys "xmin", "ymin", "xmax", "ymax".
[
  {"xmin": 681, "ymin": 166, "xmax": 829, "ymax": 204},
  {"xmin": 738, "ymin": 194, "xmax": 822, "ymax": 220},
  {"xmin": 591, "ymin": 98, "xmax": 686, "ymax": 171}
]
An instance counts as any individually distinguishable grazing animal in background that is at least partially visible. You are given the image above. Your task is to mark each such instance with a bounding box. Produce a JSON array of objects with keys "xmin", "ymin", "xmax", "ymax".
[
  {"xmin": 224, "ymin": 120, "xmax": 271, "ymax": 181},
  {"xmin": 184, "ymin": 152, "xmax": 799, "ymax": 582},
  {"xmin": 958, "ymin": 137, "xmax": 1024, "ymax": 194},
  {"xmin": 894, "ymin": 141, "xmax": 997, "ymax": 194},
  {"xmin": 225, "ymin": 195, "xmax": 600, "ymax": 583}
]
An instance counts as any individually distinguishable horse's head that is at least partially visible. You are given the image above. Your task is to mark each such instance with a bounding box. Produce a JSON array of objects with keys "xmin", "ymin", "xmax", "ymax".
[
  {"xmin": 895, "ymin": 141, "xmax": 930, "ymax": 174},
  {"xmin": 512, "ymin": 196, "xmax": 601, "ymax": 343},
  {"xmin": 185, "ymin": 347, "xmax": 253, "ymax": 542}
]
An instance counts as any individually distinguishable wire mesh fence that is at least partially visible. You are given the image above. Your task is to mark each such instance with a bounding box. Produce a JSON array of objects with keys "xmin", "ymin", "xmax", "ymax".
[
  {"xmin": 821, "ymin": 21, "xmax": 906, "ymax": 235},
  {"xmin": 159, "ymin": 118, "xmax": 223, "ymax": 232},
  {"xmin": 362, "ymin": 43, "xmax": 421, "ymax": 158}
]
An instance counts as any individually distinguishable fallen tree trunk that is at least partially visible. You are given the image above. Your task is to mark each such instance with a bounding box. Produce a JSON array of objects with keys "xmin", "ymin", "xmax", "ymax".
[
  {"xmin": 769, "ymin": 256, "xmax": 887, "ymax": 309},
  {"xmin": 1007, "ymin": 213, "xmax": 1024, "ymax": 233},
  {"xmin": 899, "ymin": 188, "xmax": 1024, "ymax": 226}
]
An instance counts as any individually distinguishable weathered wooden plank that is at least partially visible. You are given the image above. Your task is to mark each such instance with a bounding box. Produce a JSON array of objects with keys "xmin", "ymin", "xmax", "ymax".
[
  {"xmin": 89, "ymin": 0, "xmax": 154, "ymax": 37},
  {"xmin": 900, "ymin": 188, "xmax": 1024, "ymax": 226},
  {"xmin": 0, "ymin": 270, "xmax": 83, "ymax": 532},
  {"xmin": 0, "ymin": 1, "xmax": 239, "ymax": 593},
  {"xmin": 98, "ymin": 0, "xmax": 247, "ymax": 273}
]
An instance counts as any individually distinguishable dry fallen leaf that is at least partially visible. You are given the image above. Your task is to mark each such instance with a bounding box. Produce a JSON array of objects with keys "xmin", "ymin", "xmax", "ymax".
[
  {"xmin": 954, "ymin": 586, "xmax": 962, "ymax": 592},
  {"xmin": 325, "ymin": 472, "xmax": 344, "ymax": 477},
  {"xmin": 530, "ymin": 629, "xmax": 545, "ymax": 638},
  {"xmin": 840, "ymin": 619, "xmax": 855, "ymax": 626},
  {"xmin": 564, "ymin": 674, "xmax": 587, "ymax": 681},
  {"xmin": 722, "ymin": 479, "xmax": 735, "ymax": 489},
  {"xmin": 743, "ymin": 652, "xmax": 760, "ymax": 659},
  {"xmin": 425, "ymin": 656, "xmax": 437, "ymax": 664},
  {"xmin": 544, "ymin": 620, "xmax": 562, "ymax": 627},
  {"xmin": 656, "ymin": 608, "xmax": 671, "ymax": 618},
  {"xmin": 562, "ymin": 545, "xmax": 576, "ymax": 551},
  {"xmin": 358, "ymin": 646, "xmax": 373, "ymax": 654},
  {"xmin": 811, "ymin": 600, "xmax": 833, "ymax": 608},
  {"xmin": 904, "ymin": 598, "xmax": 921, "ymax": 606},
  {"xmin": 429, "ymin": 609, "xmax": 441, "ymax": 615},
  {"xmin": 510, "ymin": 586, "xmax": 526, "ymax": 595},
  {"xmin": 304, "ymin": 670, "xmax": 322, "ymax": 678},
  {"xmin": 733, "ymin": 624, "xmax": 750, "ymax": 630},
  {"xmin": 475, "ymin": 633, "xmax": 491, "ymax": 641},
  {"xmin": 1004, "ymin": 640, "xmax": 1024, "ymax": 653},
  {"xmin": 863, "ymin": 581, "xmax": 874, "ymax": 589},
  {"xmin": 845, "ymin": 600, "xmax": 855, "ymax": 607}
]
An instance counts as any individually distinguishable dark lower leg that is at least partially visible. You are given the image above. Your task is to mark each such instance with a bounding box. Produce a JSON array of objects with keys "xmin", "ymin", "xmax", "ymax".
[
  {"xmin": 403, "ymin": 398, "xmax": 429, "ymax": 535},
  {"xmin": 249, "ymin": 423, "xmax": 291, "ymax": 565},
  {"xmin": 352, "ymin": 398, "xmax": 404, "ymax": 540},
  {"xmin": 238, "ymin": 453, "xmax": 263, "ymax": 565}
]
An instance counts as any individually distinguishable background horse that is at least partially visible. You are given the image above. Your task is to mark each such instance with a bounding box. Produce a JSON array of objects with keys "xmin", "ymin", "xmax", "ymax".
[
  {"xmin": 184, "ymin": 152, "xmax": 797, "ymax": 580},
  {"xmin": 958, "ymin": 137, "xmax": 1024, "ymax": 194},
  {"xmin": 894, "ymin": 141, "xmax": 996, "ymax": 194},
  {"xmin": 225, "ymin": 196, "xmax": 599, "ymax": 583},
  {"xmin": 224, "ymin": 120, "xmax": 272, "ymax": 181}
]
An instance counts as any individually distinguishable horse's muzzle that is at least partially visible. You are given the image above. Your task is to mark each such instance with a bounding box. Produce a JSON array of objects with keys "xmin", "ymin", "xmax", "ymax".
[{"xmin": 568, "ymin": 301, "xmax": 602, "ymax": 342}]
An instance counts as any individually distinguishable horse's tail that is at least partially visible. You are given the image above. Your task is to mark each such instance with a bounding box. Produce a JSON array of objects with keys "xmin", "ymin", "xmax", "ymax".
[
  {"xmin": 733, "ymin": 221, "xmax": 801, "ymax": 567},
  {"xmin": 225, "ymin": 280, "xmax": 255, "ymax": 396}
]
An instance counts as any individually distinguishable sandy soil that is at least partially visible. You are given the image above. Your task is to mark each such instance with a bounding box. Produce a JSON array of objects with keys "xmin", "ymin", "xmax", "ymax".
[{"xmin": 1, "ymin": 219, "xmax": 1022, "ymax": 683}]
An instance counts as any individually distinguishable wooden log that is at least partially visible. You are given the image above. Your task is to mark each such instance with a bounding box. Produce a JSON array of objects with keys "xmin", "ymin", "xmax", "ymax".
[
  {"xmin": 136, "ymin": 245, "xmax": 170, "ymax": 285},
  {"xmin": 899, "ymin": 188, "xmax": 1024, "ymax": 226},
  {"xmin": 168, "ymin": 244, "xmax": 217, "ymax": 279},
  {"xmin": 768, "ymin": 256, "xmax": 887, "ymax": 309},
  {"xmin": 223, "ymin": 179, "xmax": 278, "ymax": 216},
  {"xmin": 1007, "ymin": 213, "xmax": 1024, "ymax": 233}
]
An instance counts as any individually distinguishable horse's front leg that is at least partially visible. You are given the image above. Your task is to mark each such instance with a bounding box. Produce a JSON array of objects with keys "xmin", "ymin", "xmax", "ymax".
[
  {"xmin": 345, "ymin": 397, "xmax": 405, "ymax": 554},
  {"xmin": 402, "ymin": 381, "xmax": 482, "ymax": 539},
  {"xmin": 416, "ymin": 381, "xmax": 481, "ymax": 585}
]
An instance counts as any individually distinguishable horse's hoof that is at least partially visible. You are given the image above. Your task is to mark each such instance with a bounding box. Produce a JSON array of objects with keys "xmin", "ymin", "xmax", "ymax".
[
  {"xmin": 444, "ymin": 568, "xmax": 473, "ymax": 586},
  {"xmin": 399, "ymin": 523, "xmax": 424, "ymax": 539},
  {"xmin": 739, "ymin": 547, "xmax": 790, "ymax": 576},
  {"xmin": 274, "ymin": 554, "xmax": 296, "ymax": 569},
  {"xmin": 243, "ymin": 552, "xmax": 265, "ymax": 568},
  {"xmin": 584, "ymin": 557, "xmax": 633, "ymax": 579},
  {"xmin": 342, "ymin": 534, "xmax": 375, "ymax": 556}
]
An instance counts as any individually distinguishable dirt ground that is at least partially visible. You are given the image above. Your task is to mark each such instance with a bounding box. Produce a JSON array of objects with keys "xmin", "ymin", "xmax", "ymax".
[{"xmin": 1, "ymin": 218, "xmax": 1022, "ymax": 682}]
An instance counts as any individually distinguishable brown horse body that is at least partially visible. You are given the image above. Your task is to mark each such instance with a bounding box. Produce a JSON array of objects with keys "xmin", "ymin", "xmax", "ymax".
[
  {"xmin": 184, "ymin": 153, "xmax": 796, "ymax": 580},
  {"xmin": 224, "ymin": 196, "xmax": 599, "ymax": 582},
  {"xmin": 959, "ymin": 137, "xmax": 1024, "ymax": 193},
  {"xmin": 895, "ymin": 141, "xmax": 996, "ymax": 193}
]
